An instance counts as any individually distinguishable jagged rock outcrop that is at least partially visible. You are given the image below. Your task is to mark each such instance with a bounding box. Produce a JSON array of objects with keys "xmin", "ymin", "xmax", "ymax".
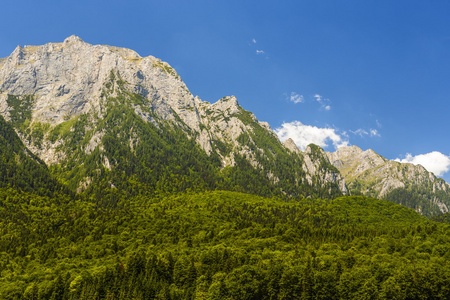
[
  {"xmin": 283, "ymin": 138, "xmax": 301, "ymax": 155},
  {"xmin": 327, "ymin": 145, "xmax": 450, "ymax": 215},
  {"xmin": 283, "ymin": 140, "xmax": 348, "ymax": 195}
]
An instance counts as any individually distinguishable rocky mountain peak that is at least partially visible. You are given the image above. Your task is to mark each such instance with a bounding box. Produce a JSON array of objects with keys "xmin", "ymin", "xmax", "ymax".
[
  {"xmin": 331, "ymin": 145, "xmax": 363, "ymax": 158},
  {"xmin": 283, "ymin": 138, "xmax": 301, "ymax": 154},
  {"xmin": 0, "ymin": 35, "xmax": 199, "ymax": 127},
  {"xmin": 327, "ymin": 146, "xmax": 387, "ymax": 173},
  {"xmin": 211, "ymin": 96, "xmax": 240, "ymax": 115},
  {"xmin": 63, "ymin": 35, "xmax": 84, "ymax": 44}
]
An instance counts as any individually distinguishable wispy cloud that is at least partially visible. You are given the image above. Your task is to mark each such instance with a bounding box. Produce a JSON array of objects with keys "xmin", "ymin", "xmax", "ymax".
[
  {"xmin": 275, "ymin": 121, "xmax": 348, "ymax": 150},
  {"xmin": 250, "ymin": 38, "xmax": 267, "ymax": 57},
  {"xmin": 351, "ymin": 129, "xmax": 368, "ymax": 137},
  {"xmin": 314, "ymin": 94, "xmax": 332, "ymax": 111},
  {"xmin": 395, "ymin": 151, "xmax": 450, "ymax": 176},
  {"xmin": 350, "ymin": 128, "xmax": 381, "ymax": 137},
  {"xmin": 370, "ymin": 129, "xmax": 380, "ymax": 137},
  {"xmin": 289, "ymin": 92, "xmax": 304, "ymax": 104}
]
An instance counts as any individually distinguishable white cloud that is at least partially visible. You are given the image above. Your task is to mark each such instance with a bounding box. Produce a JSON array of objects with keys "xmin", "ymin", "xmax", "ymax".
[
  {"xmin": 289, "ymin": 92, "xmax": 304, "ymax": 104},
  {"xmin": 256, "ymin": 50, "xmax": 265, "ymax": 54},
  {"xmin": 370, "ymin": 129, "xmax": 380, "ymax": 137},
  {"xmin": 395, "ymin": 151, "xmax": 450, "ymax": 176},
  {"xmin": 314, "ymin": 94, "xmax": 331, "ymax": 110},
  {"xmin": 275, "ymin": 121, "xmax": 349, "ymax": 150},
  {"xmin": 314, "ymin": 94, "xmax": 323, "ymax": 103}
]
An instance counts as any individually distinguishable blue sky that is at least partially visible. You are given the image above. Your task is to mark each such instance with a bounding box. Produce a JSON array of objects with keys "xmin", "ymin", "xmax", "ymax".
[{"xmin": 1, "ymin": 0, "xmax": 450, "ymax": 181}]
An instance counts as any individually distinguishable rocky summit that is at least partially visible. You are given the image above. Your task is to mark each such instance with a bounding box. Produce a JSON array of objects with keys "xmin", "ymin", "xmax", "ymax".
[{"xmin": 0, "ymin": 36, "xmax": 449, "ymax": 216}]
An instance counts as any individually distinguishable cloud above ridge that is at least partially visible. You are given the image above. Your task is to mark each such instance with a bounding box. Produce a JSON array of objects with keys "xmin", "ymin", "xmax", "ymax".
[
  {"xmin": 275, "ymin": 121, "xmax": 348, "ymax": 150},
  {"xmin": 395, "ymin": 151, "xmax": 450, "ymax": 176}
]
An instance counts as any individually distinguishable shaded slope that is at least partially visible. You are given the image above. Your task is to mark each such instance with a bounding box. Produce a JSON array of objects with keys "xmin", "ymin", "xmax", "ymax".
[{"xmin": 0, "ymin": 114, "xmax": 68, "ymax": 197}]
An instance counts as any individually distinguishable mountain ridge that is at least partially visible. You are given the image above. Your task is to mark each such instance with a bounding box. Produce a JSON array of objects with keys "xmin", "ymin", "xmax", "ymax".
[
  {"xmin": 0, "ymin": 36, "xmax": 346, "ymax": 201},
  {"xmin": 0, "ymin": 36, "xmax": 449, "ymax": 215}
]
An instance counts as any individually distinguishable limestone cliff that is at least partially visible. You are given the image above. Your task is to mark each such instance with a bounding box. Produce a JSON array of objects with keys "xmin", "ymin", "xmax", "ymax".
[{"xmin": 283, "ymin": 140, "xmax": 348, "ymax": 195}]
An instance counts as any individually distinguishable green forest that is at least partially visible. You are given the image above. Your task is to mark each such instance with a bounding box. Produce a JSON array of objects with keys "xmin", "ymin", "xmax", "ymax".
[{"xmin": 1, "ymin": 189, "xmax": 450, "ymax": 299}]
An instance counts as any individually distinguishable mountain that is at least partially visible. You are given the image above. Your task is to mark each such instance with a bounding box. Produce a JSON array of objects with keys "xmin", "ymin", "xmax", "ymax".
[
  {"xmin": 1, "ymin": 36, "xmax": 450, "ymax": 215},
  {"xmin": 327, "ymin": 145, "xmax": 450, "ymax": 216},
  {"xmin": 0, "ymin": 35, "xmax": 345, "ymax": 201}
]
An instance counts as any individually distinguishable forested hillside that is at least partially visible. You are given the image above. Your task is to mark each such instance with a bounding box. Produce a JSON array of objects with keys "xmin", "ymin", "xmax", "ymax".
[{"xmin": 0, "ymin": 189, "xmax": 449, "ymax": 299}]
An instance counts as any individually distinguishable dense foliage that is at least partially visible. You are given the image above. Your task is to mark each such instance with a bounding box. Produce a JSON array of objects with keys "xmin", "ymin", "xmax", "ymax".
[
  {"xmin": 431, "ymin": 211, "xmax": 450, "ymax": 224},
  {"xmin": 384, "ymin": 187, "xmax": 450, "ymax": 217},
  {"xmin": 5, "ymin": 95, "xmax": 34, "ymax": 133},
  {"xmin": 0, "ymin": 190, "xmax": 449, "ymax": 299}
]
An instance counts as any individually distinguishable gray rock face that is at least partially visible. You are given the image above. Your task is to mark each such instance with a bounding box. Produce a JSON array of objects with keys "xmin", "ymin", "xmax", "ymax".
[
  {"xmin": 283, "ymin": 138, "xmax": 301, "ymax": 155},
  {"xmin": 0, "ymin": 35, "xmax": 200, "ymax": 129},
  {"xmin": 0, "ymin": 36, "xmax": 208, "ymax": 163},
  {"xmin": 303, "ymin": 145, "xmax": 348, "ymax": 195},
  {"xmin": 196, "ymin": 96, "xmax": 248, "ymax": 157}
]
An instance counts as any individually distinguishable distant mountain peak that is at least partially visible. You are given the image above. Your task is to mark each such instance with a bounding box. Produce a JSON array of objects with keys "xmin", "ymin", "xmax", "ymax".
[
  {"xmin": 63, "ymin": 35, "xmax": 84, "ymax": 44},
  {"xmin": 327, "ymin": 146, "xmax": 450, "ymax": 215},
  {"xmin": 283, "ymin": 138, "xmax": 301, "ymax": 154},
  {"xmin": 333, "ymin": 145, "xmax": 363, "ymax": 157}
]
